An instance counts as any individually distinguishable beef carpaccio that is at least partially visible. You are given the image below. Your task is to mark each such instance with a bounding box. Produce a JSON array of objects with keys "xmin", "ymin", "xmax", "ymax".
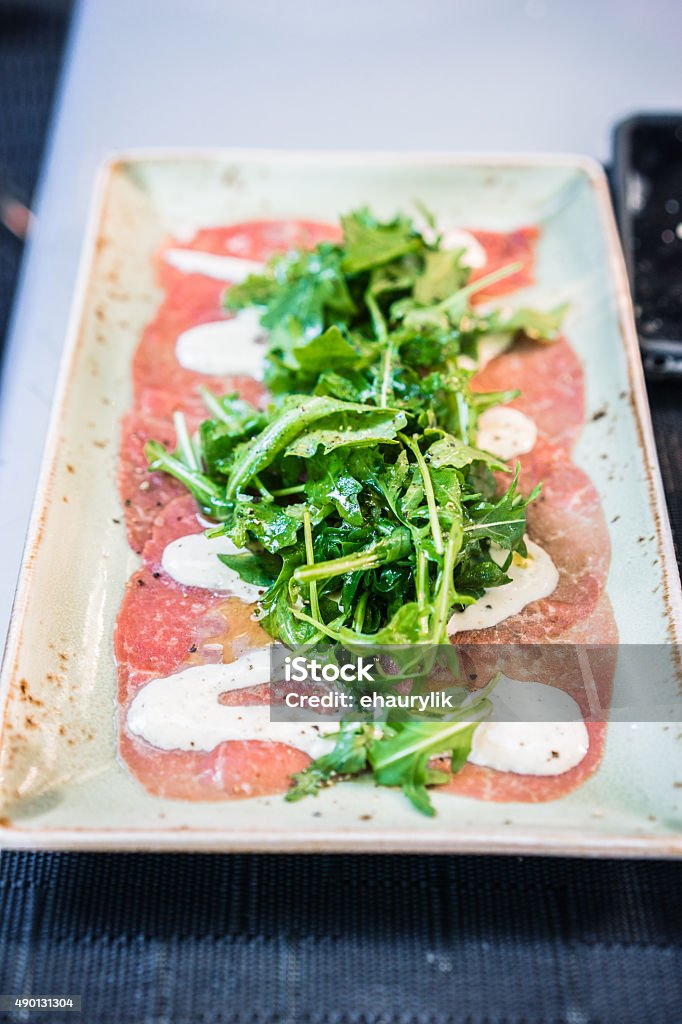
[{"xmin": 115, "ymin": 217, "xmax": 616, "ymax": 807}]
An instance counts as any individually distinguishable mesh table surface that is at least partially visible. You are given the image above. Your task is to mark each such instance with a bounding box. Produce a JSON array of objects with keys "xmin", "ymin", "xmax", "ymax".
[{"xmin": 0, "ymin": 6, "xmax": 680, "ymax": 1022}]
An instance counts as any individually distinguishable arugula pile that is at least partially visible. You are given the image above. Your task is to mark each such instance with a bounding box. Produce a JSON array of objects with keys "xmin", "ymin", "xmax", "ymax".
[{"xmin": 146, "ymin": 207, "xmax": 565, "ymax": 814}]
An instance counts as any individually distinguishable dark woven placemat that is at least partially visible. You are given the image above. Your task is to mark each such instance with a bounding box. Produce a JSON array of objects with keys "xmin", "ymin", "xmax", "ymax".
[
  {"xmin": 0, "ymin": 0, "xmax": 71, "ymax": 359},
  {"xmin": 0, "ymin": 6, "xmax": 681, "ymax": 1023},
  {"xmin": 0, "ymin": 852, "xmax": 680, "ymax": 1024}
]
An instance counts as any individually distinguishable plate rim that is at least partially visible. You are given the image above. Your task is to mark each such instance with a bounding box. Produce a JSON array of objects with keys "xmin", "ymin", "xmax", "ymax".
[{"xmin": 1, "ymin": 149, "xmax": 681, "ymax": 855}]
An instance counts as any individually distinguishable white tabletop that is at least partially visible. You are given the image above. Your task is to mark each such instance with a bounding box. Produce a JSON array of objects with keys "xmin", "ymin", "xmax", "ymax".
[{"xmin": 1, "ymin": 0, "xmax": 681, "ymax": 644}]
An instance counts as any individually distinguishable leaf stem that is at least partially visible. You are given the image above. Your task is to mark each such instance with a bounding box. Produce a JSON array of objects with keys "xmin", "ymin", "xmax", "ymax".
[
  {"xmin": 145, "ymin": 441, "xmax": 223, "ymax": 502},
  {"xmin": 379, "ymin": 339, "xmax": 395, "ymax": 408},
  {"xmin": 173, "ymin": 412, "xmax": 200, "ymax": 471},
  {"xmin": 199, "ymin": 387, "xmax": 231, "ymax": 424},
  {"xmin": 270, "ymin": 484, "xmax": 307, "ymax": 497},
  {"xmin": 455, "ymin": 392, "xmax": 470, "ymax": 444},
  {"xmin": 402, "ymin": 434, "xmax": 443, "ymax": 555},
  {"xmin": 289, "ymin": 605, "xmax": 348, "ymax": 643},
  {"xmin": 438, "ymin": 261, "xmax": 522, "ymax": 314},
  {"xmin": 365, "ymin": 289, "xmax": 388, "ymax": 341},
  {"xmin": 463, "ymin": 518, "xmax": 524, "ymax": 532},
  {"xmin": 415, "ymin": 546, "xmax": 430, "ymax": 638},
  {"xmin": 352, "ymin": 590, "xmax": 369, "ymax": 633},
  {"xmin": 430, "ymin": 518, "xmax": 464, "ymax": 643},
  {"xmin": 253, "ymin": 475, "xmax": 274, "ymax": 501},
  {"xmin": 293, "ymin": 528, "xmax": 411, "ymax": 585},
  {"xmin": 303, "ymin": 509, "xmax": 321, "ymax": 623}
]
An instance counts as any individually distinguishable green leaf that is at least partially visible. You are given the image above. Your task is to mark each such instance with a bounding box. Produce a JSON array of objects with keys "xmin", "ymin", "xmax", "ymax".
[
  {"xmin": 314, "ymin": 369, "xmax": 375, "ymax": 404},
  {"xmin": 199, "ymin": 401, "xmax": 267, "ymax": 476},
  {"xmin": 257, "ymin": 549, "xmax": 312, "ymax": 645},
  {"xmin": 230, "ymin": 498, "xmax": 301, "ymax": 553},
  {"xmin": 227, "ymin": 244, "xmax": 355, "ymax": 340},
  {"xmin": 337, "ymin": 601, "xmax": 425, "ymax": 645},
  {"xmin": 489, "ymin": 302, "xmax": 569, "ymax": 342},
  {"xmin": 305, "ymin": 455, "xmax": 364, "ymax": 526},
  {"xmin": 368, "ymin": 719, "xmax": 484, "ymax": 816},
  {"xmin": 217, "ymin": 550, "xmax": 281, "ymax": 587},
  {"xmin": 341, "ymin": 208, "xmax": 422, "ymax": 273},
  {"xmin": 414, "ymin": 249, "xmax": 469, "ymax": 304},
  {"xmin": 426, "ymin": 434, "xmax": 509, "ymax": 472},
  {"xmin": 225, "ymin": 395, "xmax": 402, "ymax": 498},
  {"xmin": 286, "ymin": 723, "xmax": 374, "ymax": 801},
  {"xmin": 285, "ymin": 407, "xmax": 407, "ymax": 458},
  {"xmin": 289, "ymin": 325, "xmax": 366, "ymax": 373},
  {"xmin": 455, "ymin": 556, "xmax": 511, "ymax": 593},
  {"xmin": 464, "ymin": 468, "xmax": 539, "ymax": 548}
]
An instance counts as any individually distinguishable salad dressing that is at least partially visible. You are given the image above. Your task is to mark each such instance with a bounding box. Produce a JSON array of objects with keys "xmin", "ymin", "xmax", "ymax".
[
  {"xmin": 418, "ymin": 224, "xmax": 487, "ymax": 268},
  {"xmin": 469, "ymin": 677, "xmax": 589, "ymax": 775},
  {"xmin": 439, "ymin": 227, "xmax": 487, "ymax": 268},
  {"xmin": 175, "ymin": 311, "xmax": 266, "ymax": 377},
  {"xmin": 161, "ymin": 532, "xmax": 264, "ymax": 602},
  {"xmin": 163, "ymin": 248, "xmax": 265, "ymax": 282},
  {"xmin": 447, "ymin": 539, "xmax": 559, "ymax": 635},
  {"xmin": 126, "ymin": 650, "xmax": 337, "ymax": 760},
  {"xmin": 476, "ymin": 406, "xmax": 537, "ymax": 460}
]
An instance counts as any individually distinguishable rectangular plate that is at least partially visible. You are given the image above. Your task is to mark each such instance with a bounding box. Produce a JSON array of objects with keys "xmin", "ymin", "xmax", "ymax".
[{"xmin": 1, "ymin": 151, "xmax": 681, "ymax": 855}]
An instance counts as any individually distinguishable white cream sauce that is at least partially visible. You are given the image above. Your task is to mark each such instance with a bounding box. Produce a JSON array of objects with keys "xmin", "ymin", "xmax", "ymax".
[
  {"xmin": 175, "ymin": 310, "xmax": 267, "ymax": 377},
  {"xmin": 447, "ymin": 538, "xmax": 559, "ymax": 635},
  {"xmin": 126, "ymin": 651, "xmax": 336, "ymax": 759},
  {"xmin": 469, "ymin": 676, "xmax": 589, "ymax": 776},
  {"xmin": 161, "ymin": 532, "xmax": 264, "ymax": 602},
  {"xmin": 476, "ymin": 406, "xmax": 537, "ymax": 460},
  {"xmin": 164, "ymin": 249, "xmax": 265, "ymax": 282},
  {"xmin": 439, "ymin": 227, "xmax": 487, "ymax": 268},
  {"xmin": 418, "ymin": 223, "xmax": 487, "ymax": 269}
]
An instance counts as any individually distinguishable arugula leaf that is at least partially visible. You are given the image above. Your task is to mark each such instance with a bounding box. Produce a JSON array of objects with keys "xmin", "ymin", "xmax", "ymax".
[
  {"xmin": 488, "ymin": 302, "xmax": 569, "ymax": 342},
  {"xmin": 199, "ymin": 402, "xmax": 267, "ymax": 476},
  {"xmin": 228, "ymin": 498, "xmax": 301, "ymax": 553},
  {"xmin": 368, "ymin": 720, "xmax": 481, "ymax": 816},
  {"xmin": 454, "ymin": 554, "xmax": 511, "ymax": 593},
  {"xmin": 286, "ymin": 723, "xmax": 374, "ymax": 801},
  {"xmin": 336, "ymin": 602, "xmax": 426, "ymax": 646},
  {"xmin": 305, "ymin": 455, "xmax": 364, "ymax": 526},
  {"xmin": 341, "ymin": 208, "xmax": 422, "ymax": 273},
  {"xmin": 414, "ymin": 249, "xmax": 469, "ymax": 304},
  {"xmin": 426, "ymin": 434, "xmax": 509, "ymax": 473},
  {"xmin": 464, "ymin": 468, "xmax": 540, "ymax": 549},
  {"xmin": 288, "ymin": 699, "xmax": 490, "ymax": 816},
  {"xmin": 226, "ymin": 245, "xmax": 355, "ymax": 339},
  {"xmin": 287, "ymin": 325, "xmax": 367, "ymax": 373},
  {"xmin": 217, "ymin": 550, "xmax": 281, "ymax": 587},
  {"xmin": 284, "ymin": 407, "xmax": 407, "ymax": 458},
  {"xmin": 225, "ymin": 396, "xmax": 404, "ymax": 498}
]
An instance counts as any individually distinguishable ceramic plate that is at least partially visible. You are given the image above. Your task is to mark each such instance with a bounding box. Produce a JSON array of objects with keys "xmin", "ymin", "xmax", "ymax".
[{"xmin": 1, "ymin": 151, "xmax": 681, "ymax": 855}]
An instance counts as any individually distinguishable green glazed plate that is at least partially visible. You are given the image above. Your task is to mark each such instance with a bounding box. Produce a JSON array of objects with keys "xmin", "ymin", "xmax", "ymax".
[{"xmin": 0, "ymin": 152, "xmax": 680, "ymax": 854}]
